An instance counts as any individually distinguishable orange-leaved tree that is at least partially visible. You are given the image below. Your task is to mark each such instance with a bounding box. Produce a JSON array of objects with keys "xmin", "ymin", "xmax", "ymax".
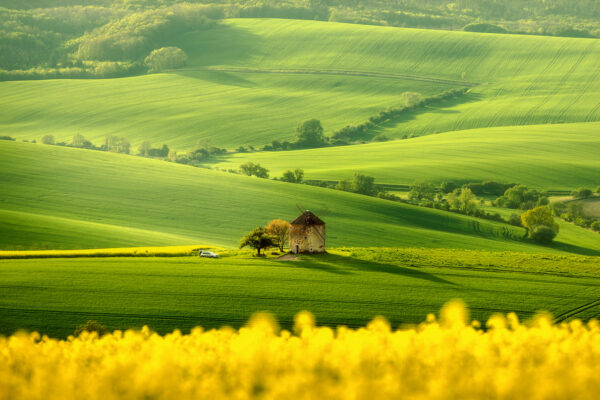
[{"xmin": 266, "ymin": 219, "xmax": 290, "ymax": 252}]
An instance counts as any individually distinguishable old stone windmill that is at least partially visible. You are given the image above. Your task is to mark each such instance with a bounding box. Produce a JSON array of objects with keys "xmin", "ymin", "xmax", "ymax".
[{"xmin": 289, "ymin": 210, "xmax": 326, "ymax": 254}]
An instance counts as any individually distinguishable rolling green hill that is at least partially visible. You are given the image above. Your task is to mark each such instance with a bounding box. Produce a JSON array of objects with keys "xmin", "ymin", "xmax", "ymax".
[
  {"xmin": 212, "ymin": 122, "xmax": 600, "ymax": 191},
  {"xmin": 2, "ymin": 141, "xmax": 599, "ymax": 255},
  {"xmin": 1, "ymin": 19, "xmax": 600, "ymax": 149},
  {"xmin": 0, "ymin": 140, "xmax": 582, "ymax": 253}
]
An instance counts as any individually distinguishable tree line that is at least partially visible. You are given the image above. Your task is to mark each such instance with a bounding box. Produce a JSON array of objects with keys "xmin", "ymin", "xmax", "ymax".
[
  {"xmin": 38, "ymin": 133, "xmax": 226, "ymax": 165},
  {"xmin": 249, "ymin": 89, "xmax": 469, "ymax": 154},
  {"xmin": 3, "ymin": 0, "xmax": 600, "ymax": 78}
]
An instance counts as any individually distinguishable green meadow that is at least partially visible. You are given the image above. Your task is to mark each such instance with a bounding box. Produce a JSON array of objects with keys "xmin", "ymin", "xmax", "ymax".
[
  {"xmin": 213, "ymin": 122, "xmax": 600, "ymax": 190},
  {"xmin": 1, "ymin": 12, "xmax": 600, "ymax": 339},
  {"xmin": 2, "ymin": 141, "xmax": 599, "ymax": 255},
  {"xmin": 1, "ymin": 140, "xmax": 551, "ymax": 252},
  {"xmin": 2, "ymin": 19, "xmax": 600, "ymax": 149},
  {"xmin": 0, "ymin": 70, "xmax": 446, "ymax": 149},
  {"xmin": 2, "ymin": 248, "xmax": 600, "ymax": 338}
]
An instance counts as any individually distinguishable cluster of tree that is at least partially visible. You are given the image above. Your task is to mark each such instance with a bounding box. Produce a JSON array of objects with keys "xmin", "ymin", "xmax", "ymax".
[
  {"xmin": 0, "ymin": 6, "xmax": 121, "ymax": 70},
  {"xmin": 239, "ymin": 219, "xmax": 290, "ymax": 255},
  {"xmin": 239, "ymin": 162, "xmax": 269, "ymax": 178},
  {"xmin": 38, "ymin": 133, "xmax": 231, "ymax": 165},
  {"xmin": 4, "ymin": 0, "xmax": 600, "ymax": 76},
  {"xmin": 330, "ymin": 89, "xmax": 468, "ymax": 144},
  {"xmin": 144, "ymin": 47, "xmax": 187, "ymax": 72},
  {"xmin": 409, "ymin": 182, "xmax": 505, "ymax": 222},
  {"xmin": 137, "ymin": 141, "xmax": 170, "ymax": 157},
  {"xmin": 232, "ymin": 2, "xmax": 329, "ymax": 21},
  {"xmin": 493, "ymin": 185, "xmax": 548, "ymax": 210},
  {"xmin": 328, "ymin": 7, "xmax": 465, "ymax": 31},
  {"xmin": 549, "ymin": 199, "xmax": 600, "ymax": 233},
  {"xmin": 442, "ymin": 181, "xmax": 517, "ymax": 196},
  {"xmin": 571, "ymin": 187, "xmax": 595, "ymax": 199},
  {"xmin": 0, "ymin": 136, "xmax": 16, "ymax": 141},
  {"xmin": 326, "ymin": 0, "xmax": 600, "ymax": 37},
  {"xmin": 0, "ymin": 4, "xmax": 218, "ymax": 78},
  {"xmin": 0, "ymin": 61, "xmax": 144, "ymax": 80},
  {"xmin": 520, "ymin": 206, "xmax": 559, "ymax": 244},
  {"xmin": 407, "ymin": 179, "xmax": 510, "ymax": 200},
  {"xmin": 336, "ymin": 173, "xmax": 378, "ymax": 196},
  {"xmin": 40, "ymin": 133, "xmax": 143, "ymax": 154},
  {"xmin": 70, "ymin": 4, "xmax": 220, "ymax": 62},
  {"xmin": 280, "ymin": 169, "xmax": 304, "ymax": 183},
  {"xmin": 268, "ymin": 119, "xmax": 329, "ymax": 151},
  {"xmin": 261, "ymin": 119, "xmax": 329, "ymax": 151},
  {"xmin": 174, "ymin": 145, "xmax": 226, "ymax": 165}
]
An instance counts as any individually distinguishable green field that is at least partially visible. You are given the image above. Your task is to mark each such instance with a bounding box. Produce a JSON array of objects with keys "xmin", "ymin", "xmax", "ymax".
[
  {"xmin": 2, "ymin": 19, "xmax": 600, "ymax": 149},
  {"xmin": 213, "ymin": 122, "xmax": 600, "ymax": 190},
  {"xmin": 0, "ymin": 71, "xmax": 448, "ymax": 149},
  {"xmin": 3, "ymin": 140, "xmax": 599, "ymax": 255},
  {"xmin": 2, "ymin": 15, "xmax": 600, "ymax": 342},
  {"xmin": 2, "ymin": 140, "xmax": 559, "ymax": 252},
  {"xmin": 2, "ymin": 248, "xmax": 599, "ymax": 338}
]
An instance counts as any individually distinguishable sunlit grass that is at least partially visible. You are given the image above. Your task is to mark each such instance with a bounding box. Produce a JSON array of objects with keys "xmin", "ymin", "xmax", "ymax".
[
  {"xmin": 2, "ymin": 19, "xmax": 600, "ymax": 149},
  {"xmin": 212, "ymin": 122, "xmax": 600, "ymax": 191},
  {"xmin": 2, "ymin": 140, "xmax": 552, "ymax": 253}
]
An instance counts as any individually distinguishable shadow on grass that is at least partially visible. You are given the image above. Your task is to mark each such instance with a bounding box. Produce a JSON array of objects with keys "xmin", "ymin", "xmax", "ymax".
[
  {"xmin": 279, "ymin": 253, "xmax": 457, "ymax": 285},
  {"xmin": 548, "ymin": 241, "xmax": 600, "ymax": 257},
  {"xmin": 368, "ymin": 92, "xmax": 485, "ymax": 136},
  {"xmin": 175, "ymin": 69, "xmax": 257, "ymax": 88}
]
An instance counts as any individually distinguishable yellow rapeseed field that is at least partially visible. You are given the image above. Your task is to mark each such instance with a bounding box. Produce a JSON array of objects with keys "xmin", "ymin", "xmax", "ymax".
[
  {"xmin": 1, "ymin": 301, "xmax": 599, "ymax": 400},
  {"xmin": 0, "ymin": 245, "xmax": 216, "ymax": 259}
]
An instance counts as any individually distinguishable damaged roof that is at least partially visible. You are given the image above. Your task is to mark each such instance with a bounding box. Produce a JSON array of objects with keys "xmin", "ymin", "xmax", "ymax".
[{"xmin": 291, "ymin": 210, "xmax": 325, "ymax": 226}]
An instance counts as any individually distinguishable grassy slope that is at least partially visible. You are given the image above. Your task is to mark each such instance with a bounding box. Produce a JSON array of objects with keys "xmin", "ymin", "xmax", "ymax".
[
  {"xmin": 200, "ymin": 19, "xmax": 600, "ymax": 139},
  {"xmin": 212, "ymin": 122, "xmax": 600, "ymax": 190},
  {"xmin": 2, "ymin": 19, "xmax": 600, "ymax": 148},
  {"xmin": 0, "ymin": 64, "xmax": 447, "ymax": 150},
  {"xmin": 1, "ymin": 249, "xmax": 599, "ymax": 338},
  {"xmin": 2, "ymin": 141, "xmax": 598, "ymax": 255},
  {"xmin": 1, "ymin": 140, "xmax": 550, "ymax": 252}
]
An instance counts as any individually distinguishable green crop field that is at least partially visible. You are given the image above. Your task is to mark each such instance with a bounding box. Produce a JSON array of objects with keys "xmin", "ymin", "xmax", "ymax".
[
  {"xmin": 1, "ymin": 140, "xmax": 562, "ymax": 253},
  {"xmin": 2, "ymin": 12, "xmax": 600, "ymax": 347},
  {"xmin": 2, "ymin": 141, "xmax": 599, "ymax": 255},
  {"xmin": 213, "ymin": 122, "xmax": 600, "ymax": 190},
  {"xmin": 0, "ymin": 71, "xmax": 447, "ymax": 149},
  {"xmin": 2, "ymin": 19, "xmax": 600, "ymax": 150},
  {"xmin": 1, "ymin": 248, "xmax": 599, "ymax": 338}
]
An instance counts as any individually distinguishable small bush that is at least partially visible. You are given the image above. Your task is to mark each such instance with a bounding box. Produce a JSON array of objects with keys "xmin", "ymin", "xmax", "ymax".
[
  {"xmin": 372, "ymin": 134, "xmax": 389, "ymax": 142},
  {"xmin": 591, "ymin": 221, "xmax": 600, "ymax": 232},
  {"xmin": 509, "ymin": 214, "xmax": 522, "ymax": 227},
  {"xmin": 531, "ymin": 225, "xmax": 557, "ymax": 244},
  {"xmin": 74, "ymin": 320, "xmax": 107, "ymax": 337},
  {"xmin": 440, "ymin": 181, "xmax": 457, "ymax": 194},
  {"xmin": 42, "ymin": 135, "xmax": 55, "ymax": 145},
  {"xmin": 464, "ymin": 23, "xmax": 507, "ymax": 34},
  {"xmin": 572, "ymin": 188, "xmax": 593, "ymax": 199},
  {"xmin": 0, "ymin": 136, "xmax": 15, "ymax": 141}
]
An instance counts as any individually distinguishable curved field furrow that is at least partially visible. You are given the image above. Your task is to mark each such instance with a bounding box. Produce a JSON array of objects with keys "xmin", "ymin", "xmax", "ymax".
[
  {"xmin": 553, "ymin": 299, "xmax": 600, "ymax": 323},
  {"xmin": 200, "ymin": 66, "xmax": 477, "ymax": 86},
  {"xmin": 2, "ymin": 19, "xmax": 600, "ymax": 148}
]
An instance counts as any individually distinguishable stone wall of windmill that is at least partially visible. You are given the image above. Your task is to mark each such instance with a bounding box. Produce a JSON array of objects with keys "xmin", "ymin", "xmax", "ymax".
[{"xmin": 289, "ymin": 210, "xmax": 326, "ymax": 254}]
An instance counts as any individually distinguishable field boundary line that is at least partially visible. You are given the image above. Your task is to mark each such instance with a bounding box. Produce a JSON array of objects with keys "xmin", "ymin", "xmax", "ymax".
[
  {"xmin": 195, "ymin": 66, "xmax": 478, "ymax": 87},
  {"xmin": 553, "ymin": 298, "xmax": 600, "ymax": 323}
]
